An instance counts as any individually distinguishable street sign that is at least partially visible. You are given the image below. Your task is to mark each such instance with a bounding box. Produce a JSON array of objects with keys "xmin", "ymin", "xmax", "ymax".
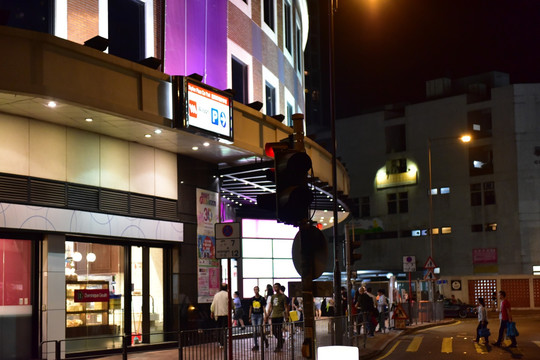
[
  {"xmin": 424, "ymin": 256, "xmax": 437, "ymax": 269},
  {"xmin": 215, "ymin": 222, "xmax": 241, "ymax": 259},
  {"xmin": 403, "ymin": 256, "xmax": 416, "ymax": 272},
  {"xmin": 424, "ymin": 269, "xmax": 437, "ymax": 281}
]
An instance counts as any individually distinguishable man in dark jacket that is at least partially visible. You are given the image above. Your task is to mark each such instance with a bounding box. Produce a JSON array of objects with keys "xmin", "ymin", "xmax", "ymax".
[{"xmin": 354, "ymin": 286, "xmax": 375, "ymax": 336}]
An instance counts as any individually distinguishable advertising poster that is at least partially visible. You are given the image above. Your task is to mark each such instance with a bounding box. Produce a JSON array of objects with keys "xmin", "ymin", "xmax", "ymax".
[{"xmin": 196, "ymin": 188, "xmax": 220, "ymax": 303}]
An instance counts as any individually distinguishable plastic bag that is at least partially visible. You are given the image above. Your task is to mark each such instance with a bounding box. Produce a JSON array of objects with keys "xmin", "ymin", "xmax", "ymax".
[{"xmin": 507, "ymin": 321, "xmax": 519, "ymax": 337}]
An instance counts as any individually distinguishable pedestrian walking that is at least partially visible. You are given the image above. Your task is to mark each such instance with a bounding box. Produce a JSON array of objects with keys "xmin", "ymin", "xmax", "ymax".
[
  {"xmin": 265, "ymin": 283, "xmax": 289, "ymax": 352},
  {"xmin": 377, "ymin": 289, "xmax": 388, "ymax": 333},
  {"xmin": 210, "ymin": 283, "xmax": 229, "ymax": 348},
  {"xmin": 493, "ymin": 290, "xmax": 517, "ymax": 348},
  {"xmin": 474, "ymin": 297, "xmax": 489, "ymax": 343},
  {"xmin": 249, "ymin": 286, "xmax": 268, "ymax": 351},
  {"xmin": 233, "ymin": 291, "xmax": 245, "ymax": 330}
]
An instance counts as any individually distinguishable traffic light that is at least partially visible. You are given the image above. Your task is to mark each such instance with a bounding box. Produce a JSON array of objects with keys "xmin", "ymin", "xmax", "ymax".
[
  {"xmin": 274, "ymin": 149, "xmax": 313, "ymax": 225},
  {"xmin": 349, "ymin": 238, "xmax": 362, "ymax": 268}
]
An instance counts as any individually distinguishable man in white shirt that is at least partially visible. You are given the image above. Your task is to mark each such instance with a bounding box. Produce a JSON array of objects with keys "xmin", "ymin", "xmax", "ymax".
[{"xmin": 211, "ymin": 283, "xmax": 230, "ymax": 347}]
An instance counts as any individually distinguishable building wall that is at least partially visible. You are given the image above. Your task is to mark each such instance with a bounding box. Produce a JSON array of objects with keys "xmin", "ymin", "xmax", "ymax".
[
  {"xmin": 0, "ymin": 114, "xmax": 178, "ymax": 200},
  {"xmin": 337, "ymin": 79, "xmax": 540, "ymax": 278}
]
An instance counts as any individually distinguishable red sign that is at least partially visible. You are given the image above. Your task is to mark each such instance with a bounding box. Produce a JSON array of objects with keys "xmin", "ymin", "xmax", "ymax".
[
  {"xmin": 472, "ymin": 248, "xmax": 497, "ymax": 264},
  {"xmin": 74, "ymin": 289, "xmax": 110, "ymax": 303}
]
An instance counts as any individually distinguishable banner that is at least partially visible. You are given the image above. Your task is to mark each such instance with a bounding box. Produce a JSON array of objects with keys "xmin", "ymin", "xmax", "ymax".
[{"xmin": 196, "ymin": 188, "xmax": 220, "ymax": 303}]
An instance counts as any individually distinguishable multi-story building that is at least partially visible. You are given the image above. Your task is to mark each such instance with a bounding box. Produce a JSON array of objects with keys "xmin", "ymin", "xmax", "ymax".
[
  {"xmin": 0, "ymin": 1, "xmax": 349, "ymax": 359},
  {"xmin": 337, "ymin": 71, "xmax": 540, "ymax": 309}
]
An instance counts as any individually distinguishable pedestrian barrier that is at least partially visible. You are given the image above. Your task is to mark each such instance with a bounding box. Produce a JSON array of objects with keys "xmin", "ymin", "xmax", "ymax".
[{"xmin": 37, "ymin": 315, "xmax": 385, "ymax": 359}]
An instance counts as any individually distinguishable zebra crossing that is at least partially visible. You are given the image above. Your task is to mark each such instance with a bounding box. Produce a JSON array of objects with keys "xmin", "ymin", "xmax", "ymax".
[{"xmin": 398, "ymin": 335, "xmax": 536, "ymax": 355}]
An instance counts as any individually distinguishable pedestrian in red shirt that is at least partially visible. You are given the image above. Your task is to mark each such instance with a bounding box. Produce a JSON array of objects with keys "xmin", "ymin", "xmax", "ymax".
[{"xmin": 493, "ymin": 290, "xmax": 517, "ymax": 348}]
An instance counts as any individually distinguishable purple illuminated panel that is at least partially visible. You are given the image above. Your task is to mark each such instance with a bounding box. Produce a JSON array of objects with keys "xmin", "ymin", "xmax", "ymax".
[{"xmin": 164, "ymin": 0, "xmax": 228, "ymax": 90}]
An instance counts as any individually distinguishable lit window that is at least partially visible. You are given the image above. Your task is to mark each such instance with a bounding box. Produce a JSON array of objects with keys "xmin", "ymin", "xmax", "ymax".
[
  {"xmin": 441, "ymin": 227, "xmax": 452, "ymax": 234},
  {"xmin": 485, "ymin": 223, "xmax": 497, "ymax": 231},
  {"xmin": 430, "ymin": 188, "xmax": 438, "ymax": 195},
  {"xmin": 431, "ymin": 228, "xmax": 439, "ymax": 235},
  {"xmin": 533, "ymin": 265, "xmax": 540, "ymax": 275},
  {"xmin": 440, "ymin": 187, "xmax": 450, "ymax": 194},
  {"xmin": 473, "ymin": 124, "xmax": 481, "ymax": 131}
]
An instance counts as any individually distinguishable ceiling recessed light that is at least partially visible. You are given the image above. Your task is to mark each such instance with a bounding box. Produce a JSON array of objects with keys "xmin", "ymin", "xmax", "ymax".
[
  {"xmin": 192, "ymin": 146, "xmax": 199, "ymax": 151},
  {"xmin": 85, "ymin": 118, "xmax": 93, "ymax": 122},
  {"xmin": 144, "ymin": 134, "xmax": 152, "ymax": 138},
  {"xmin": 154, "ymin": 129, "xmax": 162, "ymax": 134},
  {"xmin": 203, "ymin": 142, "xmax": 210, "ymax": 147},
  {"xmin": 47, "ymin": 101, "xmax": 57, "ymax": 108}
]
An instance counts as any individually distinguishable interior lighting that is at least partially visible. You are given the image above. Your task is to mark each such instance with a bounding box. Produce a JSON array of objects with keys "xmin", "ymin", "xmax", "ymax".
[
  {"xmin": 72, "ymin": 252, "xmax": 82, "ymax": 262},
  {"xmin": 154, "ymin": 129, "xmax": 162, "ymax": 134},
  {"xmin": 47, "ymin": 101, "xmax": 57, "ymax": 108},
  {"xmin": 203, "ymin": 142, "xmax": 210, "ymax": 147},
  {"xmin": 86, "ymin": 252, "xmax": 96, "ymax": 262},
  {"xmin": 192, "ymin": 146, "xmax": 199, "ymax": 151},
  {"xmin": 85, "ymin": 118, "xmax": 93, "ymax": 122},
  {"xmin": 145, "ymin": 134, "xmax": 152, "ymax": 138}
]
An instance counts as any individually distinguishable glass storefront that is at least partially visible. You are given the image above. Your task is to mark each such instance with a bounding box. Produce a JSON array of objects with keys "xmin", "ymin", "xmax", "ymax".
[
  {"xmin": 65, "ymin": 241, "xmax": 165, "ymax": 353},
  {"xmin": 0, "ymin": 238, "xmax": 33, "ymax": 360}
]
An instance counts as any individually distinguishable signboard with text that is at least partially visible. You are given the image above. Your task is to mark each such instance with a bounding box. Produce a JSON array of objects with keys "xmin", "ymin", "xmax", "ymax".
[
  {"xmin": 173, "ymin": 76, "xmax": 233, "ymax": 143},
  {"xmin": 74, "ymin": 289, "xmax": 109, "ymax": 303}
]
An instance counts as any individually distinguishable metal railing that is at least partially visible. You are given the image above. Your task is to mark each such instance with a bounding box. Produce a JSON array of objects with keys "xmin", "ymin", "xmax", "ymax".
[{"xmin": 38, "ymin": 314, "xmax": 396, "ymax": 360}]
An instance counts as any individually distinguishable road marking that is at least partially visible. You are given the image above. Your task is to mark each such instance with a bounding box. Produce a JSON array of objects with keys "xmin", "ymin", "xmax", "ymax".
[
  {"xmin": 534, "ymin": 341, "xmax": 540, "ymax": 348},
  {"xmin": 417, "ymin": 321, "xmax": 461, "ymax": 333},
  {"xmin": 374, "ymin": 340, "xmax": 402, "ymax": 360},
  {"xmin": 441, "ymin": 337, "xmax": 453, "ymax": 353},
  {"xmin": 406, "ymin": 336, "xmax": 423, "ymax": 352},
  {"xmin": 474, "ymin": 342, "xmax": 488, "ymax": 354}
]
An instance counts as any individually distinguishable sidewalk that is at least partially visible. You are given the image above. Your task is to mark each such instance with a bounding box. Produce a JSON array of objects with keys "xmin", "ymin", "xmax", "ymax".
[{"xmin": 91, "ymin": 318, "xmax": 456, "ymax": 360}]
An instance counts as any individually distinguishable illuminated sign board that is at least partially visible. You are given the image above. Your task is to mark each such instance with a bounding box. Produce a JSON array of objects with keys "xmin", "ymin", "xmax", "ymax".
[{"xmin": 172, "ymin": 76, "xmax": 233, "ymax": 143}]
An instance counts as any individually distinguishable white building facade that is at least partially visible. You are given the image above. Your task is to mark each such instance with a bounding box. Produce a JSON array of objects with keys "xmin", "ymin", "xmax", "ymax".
[{"xmin": 337, "ymin": 72, "xmax": 540, "ymax": 308}]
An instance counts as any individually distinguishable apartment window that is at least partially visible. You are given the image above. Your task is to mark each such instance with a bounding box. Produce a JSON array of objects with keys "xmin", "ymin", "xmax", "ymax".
[
  {"xmin": 232, "ymin": 57, "xmax": 248, "ymax": 104},
  {"xmin": 484, "ymin": 181, "xmax": 496, "ymax": 205},
  {"xmin": 286, "ymin": 103, "xmax": 293, "ymax": 126},
  {"xmin": 295, "ymin": 21, "xmax": 302, "ymax": 73},
  {"xmin": 265, "ymin": 82, "xmax": 276, "ymax": 117},
  {"xmin": 471, "ymin": 183, "xmax": 482, "ymax": 206},
  {"xmin": 284, "ymin": 0, "xmax": 292, "ymax": 54},
  {"xmin": 361, "ymin": 196, "xmax": 370, "ymax": 217},
  {"xmin": 471, "ymin": 224, "xmax": 483, "ymax": 232},
  {"xmin": 385, "ymin": 124, "xmax": 406, "ymax": 153},
  {"xmin": 469, "ymin": 145, "xmax": 494, "ymax": 176},
  {"xmin": 441, "ymin": 226, "xmax": 452, "ymax": 234},
  {"xmin": 387, "ymin": 192, "xmax": 408, "ymax": 214},
  {"xmin": 263, "ymin": 0, "xmax": 275, "ymax": 30},
  {"xmin": 470, "ymin": 182, "xmax": 496, "ymax": 206},
  {"xmin": 440, "ymin": 187, "xmax": 450, "ymax": 194},
  {"xmin": 485, "ymin": 223, "xmax": 497, "ymax": 231},
  {"xmin": 386, "ymin": 158, "xmax": 407, "ymax": 174},
  {"xmin": 468, "ymin": 109, "xmax": 492, "ymax": 139}
]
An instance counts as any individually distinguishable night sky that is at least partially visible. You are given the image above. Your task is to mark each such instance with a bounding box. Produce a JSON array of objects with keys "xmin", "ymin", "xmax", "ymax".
[{"xmin": 332, "ymin": 0, "xmax": 540, "ymax": 118}]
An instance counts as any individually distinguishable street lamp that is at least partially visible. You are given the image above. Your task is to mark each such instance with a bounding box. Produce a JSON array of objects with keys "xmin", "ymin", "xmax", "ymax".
[{"xmin": 427, "ymin": 134, "xmax": 471, "ymax": 298}]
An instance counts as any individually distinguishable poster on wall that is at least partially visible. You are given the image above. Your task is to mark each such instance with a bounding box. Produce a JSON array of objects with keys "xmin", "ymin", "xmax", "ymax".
[{"xmin": 196, "ymin": 188, "xmax": 220, "ymax": 303}]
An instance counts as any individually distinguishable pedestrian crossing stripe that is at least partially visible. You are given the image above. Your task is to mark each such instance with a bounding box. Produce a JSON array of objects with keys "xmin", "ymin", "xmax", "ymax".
[
  {"xmin": 441, "ymin": 337, "xmax": 452, "ymax": 353},
  {"xmin": 473, "ymin": 342, "xmax": 488, "ymax": 354},
  {"xmin": 406, "ymin": 336, "xmax": 423, "ymax": 352}
]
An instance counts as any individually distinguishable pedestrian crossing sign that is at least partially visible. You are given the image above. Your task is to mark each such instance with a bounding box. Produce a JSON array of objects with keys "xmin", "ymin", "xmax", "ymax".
[
  {"xmin": 424, "ymin": 256, "xmax": 437, "ymax": 269},
  {"xmin": 424, "ymin": 269, "xmax": 437, "ymax": 281}
]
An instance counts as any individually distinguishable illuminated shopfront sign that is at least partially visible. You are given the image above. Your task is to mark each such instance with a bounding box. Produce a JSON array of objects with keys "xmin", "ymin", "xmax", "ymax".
[{"xmin": 173, "ymin": 76, "xmax": 233, "ymax": 143}]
